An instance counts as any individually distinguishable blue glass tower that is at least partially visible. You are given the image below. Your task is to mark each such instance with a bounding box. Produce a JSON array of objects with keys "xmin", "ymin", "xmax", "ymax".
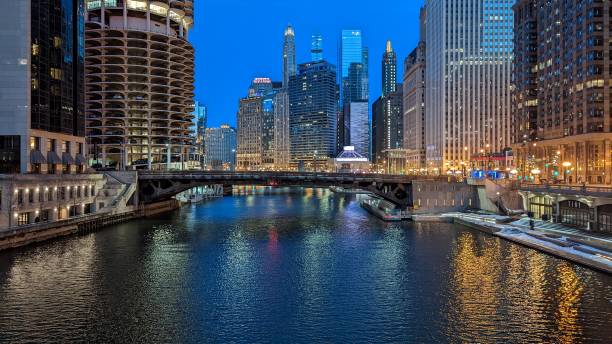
[
  {"xmin": 311, "ymin": 34, "xmax": 323, "ymax": 62},
  {"xmin": 338, "ymin": 29, "xmax": 369, "ymax": 158}
]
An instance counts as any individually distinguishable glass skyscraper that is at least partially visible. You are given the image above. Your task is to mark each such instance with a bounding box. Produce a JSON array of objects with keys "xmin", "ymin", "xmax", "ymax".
[
  {"xmin": 338, "ymin": 29, "xmax": 370, "ymax": 157},
  {"xmin": 204, "ymin": 125, "xmax": 236, "ymax": 171},
  {"xmin": 289, "ymin": 61, "xmax": 338, "ymax": 170},
  {"xmin": 0, "ymin": 0, "xmax": 86, "ymax": 174},
  {"xmin": 425, "ymin": 0, "xmax": 513, "ymax": 174}
]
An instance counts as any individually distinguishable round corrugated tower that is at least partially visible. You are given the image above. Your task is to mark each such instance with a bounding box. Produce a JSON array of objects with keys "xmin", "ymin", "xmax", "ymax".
[{"xmin": 85, "ymin": 0, "xmax": 195, "ymax": 170}]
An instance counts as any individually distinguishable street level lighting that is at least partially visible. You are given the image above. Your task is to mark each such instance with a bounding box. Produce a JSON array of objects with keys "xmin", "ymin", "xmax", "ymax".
[{"xmin": 562, "ymin": 162, "xmax": 572, "ymax": 184}]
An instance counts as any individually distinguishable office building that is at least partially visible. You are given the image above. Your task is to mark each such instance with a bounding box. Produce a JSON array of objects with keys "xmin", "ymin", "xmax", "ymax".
[
  {"xmin": 204, "ymin": 125, "xmax": 236, "ymax": 170},
  {"xmin": 373, "ymin": 89, "xmax": 403, "ymax": 164},
  {"xmin": 289, "ymin": 61, "xmax": 338, "ymax": 171},
  {"xmin": 403, "ymin": 7, "xmax": 427, "ymax": 172},
  {"xmin": 236, "ymin": 78, "xmax": 278, "ymax": 171},
  {"xmin": 372, "ymin": 41, "xmax": 403, "ymax": 165},
  {"xmin": 425, "ymin": 0, "xmax": 513, "ymax": 174},
  {"xmin": 274, "ymin": 89, "xmax": 291, "ymax": 170},
  {"xmin": 513, "ymin": 0, "xmax": 612, "ymax": 184},
  {"xmin": 85, "ymin": 0, "xmax": 195, "ymax": 170},
  {"xmin": 0, "ymin": 0, "xmax": 87, "ymax": 174},
  {"xmin": 349, "ymin": 102, "xmax": 370, "ymax": 160},
  {"xmin": 237, "ymin": 96, "xmax": 263, "ymax": 171},
  {"xmin": 338, "ymin": 29, "xmax": 370, "ymax": 157},
  {"xmin": 193, "ymin": 101, "xmax": 207, "ymax": 164}
]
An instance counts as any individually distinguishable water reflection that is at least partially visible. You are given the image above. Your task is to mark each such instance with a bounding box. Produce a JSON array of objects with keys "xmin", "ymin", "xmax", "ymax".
[{"xmin": 0, "ymin": 188, "xmax": 610, "ymax": 343}]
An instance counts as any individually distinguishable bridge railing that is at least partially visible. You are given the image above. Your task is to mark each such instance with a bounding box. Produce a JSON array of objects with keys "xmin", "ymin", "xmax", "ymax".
[
  {"xmin": 519, "ymin": 183, "xmax": 612, "ymax": 197},
  {"xmin": 137, "ymin": 171, "xmax": 461, "ymax": 183}
]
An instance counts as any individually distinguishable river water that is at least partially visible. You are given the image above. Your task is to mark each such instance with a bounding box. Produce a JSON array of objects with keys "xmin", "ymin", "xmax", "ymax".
[{"xmin": 0, "ymin": 188, "xmax": 611, "ymax": 343}]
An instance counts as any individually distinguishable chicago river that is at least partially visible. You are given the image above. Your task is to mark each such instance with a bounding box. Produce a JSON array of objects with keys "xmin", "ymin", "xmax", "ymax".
[{"xmin": 0, "ymin": 189, "xmax": 611, "ymax": 342}]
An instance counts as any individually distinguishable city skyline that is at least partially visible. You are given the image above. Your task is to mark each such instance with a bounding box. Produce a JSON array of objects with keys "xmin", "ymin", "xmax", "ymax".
[{"xmin": 192, "ymin": 0, "xmax": 424, "ymax": 127}]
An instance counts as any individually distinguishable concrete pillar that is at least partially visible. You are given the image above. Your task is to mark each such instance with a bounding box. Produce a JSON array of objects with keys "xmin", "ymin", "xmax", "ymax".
[
  {"xmin": 101, "ymin": 0, "xmax": 105, "ymax": 25},
  {"xmin": 146, "ymin": 3, "xmax": 151, "ymax": 31},
  {"xmin": 123, "ymin": 0, "xmax": 128, "ymax": 28},
  {"xmin": 593, "ymin": 205, "xmax": 599, "ymax": 232}
]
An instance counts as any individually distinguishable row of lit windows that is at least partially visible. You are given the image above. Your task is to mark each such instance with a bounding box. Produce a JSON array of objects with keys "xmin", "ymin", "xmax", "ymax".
[{"xmin": 13, "ymin": 185, "xmax": 96, "ymax": 207}]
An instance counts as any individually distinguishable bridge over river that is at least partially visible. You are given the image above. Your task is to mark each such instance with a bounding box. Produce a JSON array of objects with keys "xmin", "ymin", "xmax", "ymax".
[{"xmin": 137, "ymin": 171, "xmax": 458, "ymax": 209}]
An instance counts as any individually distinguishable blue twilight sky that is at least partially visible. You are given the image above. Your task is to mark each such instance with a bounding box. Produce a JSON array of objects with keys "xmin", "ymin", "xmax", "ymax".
[{"xmin": 191, "ymin": 0, "xmax": 425, "ymax": 127}]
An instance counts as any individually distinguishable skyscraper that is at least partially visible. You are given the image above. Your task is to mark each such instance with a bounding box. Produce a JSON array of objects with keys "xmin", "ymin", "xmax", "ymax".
[
  {"xmin": 283, "ymin": 25, "xmax": 296, "ymax": 88},
  {"xmin": 194, "ymin": 101, "xmax": 207, "ymax": 164},
  {"xmin": 403, "ymin": 7, "xmax": 427, "ymax": 172},
  {"xmin": 204, "ymin": 125, "xmax": 237, "ymax": 171},
  {"xmin": 372, "ymin": 41, "xmax": 403, "ymax": 165},
  {"xmin": 237, "ymin": 78, "xmax": 278, "ymax": 171},
  {"xmin": 382, "ymin": 40, "xmax": 397, "ymax": 96},
  {"xmin": 338, "ymin": 29, "xmax": 370, "ymax": 157},
  {"xmin": 289, "ymin": 61, "xmax": 339, "ymax": 171},
  {"xmin": 372, "ymin": 89, "xmax": 403, "ymax": 166},
  {"xmin": 311, "ymin": 34, "xmax": 323, "ymax": 62},
  {"xmin": 274, "ymin": 90, "xmax": 291, "ymax": 170},
  {"xmin": 513, "ymin": 0, "xmax": 612, "ymax": 184},
  {"xmin": 85, "ymin": 0, "xmax": 195, "ymax": 170},
  {"xmin": 0, "ymin": 0, "xmax": 86, "ymax": 174},
  {"xmin": 237, "ymin": 96, "xmax": 263, "ymax": 171},
  {"xmin": 425, "ymin": 0, "xmax": 513, "ymax": 174}
]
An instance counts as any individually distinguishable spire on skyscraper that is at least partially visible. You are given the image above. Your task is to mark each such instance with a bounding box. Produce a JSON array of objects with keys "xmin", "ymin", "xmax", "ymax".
[{"xmin": 282, "ymin": 24, "xmax": 297, "ymax": 88}]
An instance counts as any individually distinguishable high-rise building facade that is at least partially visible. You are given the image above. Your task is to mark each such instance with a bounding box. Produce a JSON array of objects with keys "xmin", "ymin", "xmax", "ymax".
[
  {"xmin": 403, "ymin": 7, "xmax": 427, "ymax": 172},
  {"xmin": 274, "ymin": 90, "xmax": 291, "ymax": 170},
  {"xmin": 338, "ymin": 29, "xmax": 370, "ymax": 157},
  {"xmin": 289, "ymin": 61, "xmax": 339, "ymax": 170},
  {"xmin": 237, "ymin": 96, "xmax": 263, "ymax": 171},
  {"xmin": 513, "ymin": 0, "xmax": 612, "ymax": 184},
  {"xmin": 283, "ymin": 25, "xmax": 296, "ymax": 88},
  {"xmin": 382, "ymin": 40, "xmax": 397, "ymax": 97},
  {"xmin": 372, "ymin": 89, "xmax": 403, "ymax": 163},
  {"xmin": 236, "ymin": 78, "xmax": 278, "ymax": 171},
  {"xmin": 349, "ymin": 102, "xmax": 370, "ymax": 159},
  {"xmin": 425, "ymin": 0, "xmax": 513, "ymax": 174},
  {"xmin": 372, "ymin": 41, "xmax": 403, "ymax": 165},
  {"xmin": 204, "ymin": 125, "xmax": 236, "ymax": 171},
  {"xmin": 0, "ymin": 0, "xmax": 87, "ymax": 174},
  {"xmin": 194, "ymin": 101, "xmax": 207, "ymax": 163},
  {"xmin": 85, "ymin": 0, "xmax": 195, "ymax": 170}
]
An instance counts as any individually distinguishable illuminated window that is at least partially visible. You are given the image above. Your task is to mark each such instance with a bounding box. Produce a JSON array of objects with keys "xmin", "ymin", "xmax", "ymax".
[
  {"xmin": 86, "ymin": 0, "xmax": 102, "ymax": 10},
  {"xmin": 169, "ymin": 10, "xmax": 183, "ymax": 23},
  {"xmin": 127, "ymin": 0, "xmax": 147, "ymax": 11},
  {"xmin": 32, "ymin": 44, "xmax": 39, "ymax": 56},
  {"xmin": 53, "ymin": 37, "xmax": 62, "ymax": 48},
  {"xmin": 150, "ymin": 4, "xmax": 168, "ymax": 16},
  {"xmin": 32, "ymin": 78, "xmax": 39, "ymax": 90},
  {"xmin": 50, "ymin": 68, "xmax": 62, "ymax": 80}
]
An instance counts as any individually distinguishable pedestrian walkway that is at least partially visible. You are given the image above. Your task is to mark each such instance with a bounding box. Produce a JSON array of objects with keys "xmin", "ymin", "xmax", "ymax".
[{"xmin": 512, "ymin": 218, "xmax": 612, "ymax": 246}]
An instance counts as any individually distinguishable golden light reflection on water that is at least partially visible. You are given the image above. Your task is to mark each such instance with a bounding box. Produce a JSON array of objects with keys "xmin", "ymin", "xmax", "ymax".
[
  {"xmin": 555, "ymin": 264, "xmax": 584, "ymax": 344},
  {"xmin": 448, "ymin": 229, "xmax": 591, "ymax": 342},
  {"xmin": 449, "ymin": 232, "xmax": 501, "ymax": 336}
]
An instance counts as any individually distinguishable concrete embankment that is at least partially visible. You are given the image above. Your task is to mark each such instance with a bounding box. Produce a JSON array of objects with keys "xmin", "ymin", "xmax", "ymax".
[
  {"xmin": 0, "ymin": 200, "xmax": 180, "ymax": 251},
  {"xmin": 432, "ymin": 213, "xmax": 612, "ymax": 275}
]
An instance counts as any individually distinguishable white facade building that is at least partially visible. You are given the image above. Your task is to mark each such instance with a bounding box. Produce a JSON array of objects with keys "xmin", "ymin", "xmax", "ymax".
[{"xmin": 425, "ymin": 0, "xmax": 513, "ymax": 174}]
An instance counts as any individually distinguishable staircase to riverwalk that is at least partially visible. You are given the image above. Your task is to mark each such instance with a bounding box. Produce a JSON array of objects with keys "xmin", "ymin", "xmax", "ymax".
[{"xmin": 95, "ymin": 172, "xmax": 138, "ymax": 213}]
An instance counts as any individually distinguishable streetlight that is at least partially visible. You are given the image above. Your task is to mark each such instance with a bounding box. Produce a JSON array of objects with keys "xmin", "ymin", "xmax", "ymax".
[
  {"xmin": 531, "ymin": 168, "xmax": 541, "ymax": 183},
  {"xmin": 562, "ymin": 161, "xmax": 572, "ymax": 184}
]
